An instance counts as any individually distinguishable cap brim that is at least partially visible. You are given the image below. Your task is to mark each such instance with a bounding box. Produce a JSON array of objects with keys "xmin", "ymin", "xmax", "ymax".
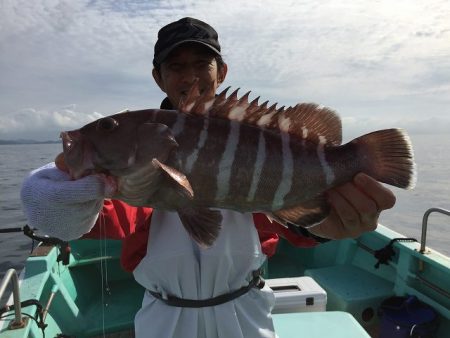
[{"xmin": 155, "ymin": 39, "xmax": 221, "ymax": 65}]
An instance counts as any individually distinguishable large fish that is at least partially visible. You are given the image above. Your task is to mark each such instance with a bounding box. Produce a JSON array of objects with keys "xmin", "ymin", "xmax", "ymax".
[{"xmin": 60, "ymin": 84, "xmax": 416, "ymax": 246}]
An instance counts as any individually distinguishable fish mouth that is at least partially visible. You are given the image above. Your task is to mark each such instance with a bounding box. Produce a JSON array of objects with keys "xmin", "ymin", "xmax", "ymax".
[
  {"xmin": 60, "ymin": 131, "xmax": 76, "ymax": 154},
  {"xmin": 60, "ymin": 131, "xmax": 97, "ymax": 179}
]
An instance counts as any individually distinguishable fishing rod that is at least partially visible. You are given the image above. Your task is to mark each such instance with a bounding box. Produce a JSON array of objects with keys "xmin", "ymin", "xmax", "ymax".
[
  {"xmin": 0, "ymin": 226, "xmax": 35, "ymax": 233},
  {"xmin": 0, "ymin": 225, "xmax": 70, "ymax": 265}
]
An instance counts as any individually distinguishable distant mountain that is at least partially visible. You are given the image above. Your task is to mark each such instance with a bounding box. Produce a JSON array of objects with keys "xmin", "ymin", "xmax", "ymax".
[{"xmin": 0, "ymin": 139, "xmax": 60, "ymax": 145}]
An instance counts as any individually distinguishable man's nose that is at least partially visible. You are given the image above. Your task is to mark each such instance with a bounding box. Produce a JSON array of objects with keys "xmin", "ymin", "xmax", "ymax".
[{"xmin": 181, "ymin": 65, "xmax": 199, "ymax": 82}]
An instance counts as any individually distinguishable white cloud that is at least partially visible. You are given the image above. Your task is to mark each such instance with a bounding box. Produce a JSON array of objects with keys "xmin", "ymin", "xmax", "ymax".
[
  {"xmin": 1, "ymin": 0, "xmax": 449, "ymax": 140},
  {"xmin": 0, "ymin": 105, "xmax": 104, "ymax": 139}
]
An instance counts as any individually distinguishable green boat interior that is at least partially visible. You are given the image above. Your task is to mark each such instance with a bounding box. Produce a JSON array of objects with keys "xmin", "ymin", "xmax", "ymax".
[{"xmin": 1, "ymin": 223, "xmax": 449, "ymax": 337}]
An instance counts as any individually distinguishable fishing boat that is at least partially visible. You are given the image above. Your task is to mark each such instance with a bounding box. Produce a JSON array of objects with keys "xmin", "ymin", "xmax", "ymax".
[{"xmin": 1, "ymin": 207, "xmax": 449, "ymax": 337}]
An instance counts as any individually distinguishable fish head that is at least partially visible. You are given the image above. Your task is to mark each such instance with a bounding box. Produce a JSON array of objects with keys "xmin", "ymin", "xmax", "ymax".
[{"xmin": 61, "ymin": 111, "xmax": 179, "ymax": 181}]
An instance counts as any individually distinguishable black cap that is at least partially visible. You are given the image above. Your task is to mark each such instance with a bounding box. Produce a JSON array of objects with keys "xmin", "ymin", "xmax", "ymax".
[{"xmin": 153, "ymin": 17, "xmax": 221, "ymax": 67}]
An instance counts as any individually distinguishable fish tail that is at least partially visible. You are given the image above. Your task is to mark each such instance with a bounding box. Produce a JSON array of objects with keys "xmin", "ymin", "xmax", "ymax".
[{"xmin": 354, "ymin": 128, "xmax": 416, "ymax": 189}]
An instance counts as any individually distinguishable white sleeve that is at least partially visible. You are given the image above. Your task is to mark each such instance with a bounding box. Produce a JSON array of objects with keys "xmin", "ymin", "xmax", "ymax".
[{"xmin": 20, "ymin": 163, "xmax": 107, "ymax": 241}]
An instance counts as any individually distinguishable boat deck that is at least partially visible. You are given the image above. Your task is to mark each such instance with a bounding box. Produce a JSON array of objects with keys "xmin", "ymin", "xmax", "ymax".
[{"xmin": 1, "ymin": 224, "xmax": 449, "ymax": 337}]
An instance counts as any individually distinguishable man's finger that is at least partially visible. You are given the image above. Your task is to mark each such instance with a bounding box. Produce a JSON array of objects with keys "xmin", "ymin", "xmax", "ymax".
[
  {"xmin": 354, "ymin": 173, "xmax": 396, "ymax": 211},
  {"xmin": 326, "ymin": 188, "xmax": 361, "ymax": 231},
  {"xmin": 334, "ymin": 182, "xmax": 378, "ymax": 216}
]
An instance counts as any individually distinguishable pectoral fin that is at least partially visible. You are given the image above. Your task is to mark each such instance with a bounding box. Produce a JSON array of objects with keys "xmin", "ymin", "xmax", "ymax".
[
  {"xmin": 273, "ymin": 194, "xmax": 330, "ymax": 228},
  {"xmin": 178, "ymin": 208, "xmax": 222, "ymax": 248},
  {"xmin": 152, "ymin": 158, "xmax": 194, "ymax": 199}
]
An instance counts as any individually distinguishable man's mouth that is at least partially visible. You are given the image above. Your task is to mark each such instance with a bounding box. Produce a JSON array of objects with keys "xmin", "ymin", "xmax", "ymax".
[{"xmin": 180, "ymin": 88, "xmax": 204, "ymax": 96}]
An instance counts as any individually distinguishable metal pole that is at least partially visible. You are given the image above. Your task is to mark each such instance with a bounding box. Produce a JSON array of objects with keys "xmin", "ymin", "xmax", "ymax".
[
  {"xmin": 42, "ymin": 284, "xmax": 59, "ymax": 322},
  {"xmin": 0, "ymin": 268, "xmax": 24, "ymax": 328},
  {"xmin": 420, "ymin": 207, "xmax": 450, "ymax": 254}
]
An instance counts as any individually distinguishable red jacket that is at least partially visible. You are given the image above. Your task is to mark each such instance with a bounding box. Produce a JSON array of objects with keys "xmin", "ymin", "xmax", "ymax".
[{"xmin": 84, "ymin": 200, "xmax": 318, "ymax": 272}]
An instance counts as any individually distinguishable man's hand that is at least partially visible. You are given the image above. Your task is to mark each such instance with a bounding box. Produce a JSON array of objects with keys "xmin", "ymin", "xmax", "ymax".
[
  {"xmin": 21, "ymin": 163, "xmax": 108, "ymax": 241},
  {"xmin": 309, "ymin": 173, "xmax": 396, "ymax": 240}
]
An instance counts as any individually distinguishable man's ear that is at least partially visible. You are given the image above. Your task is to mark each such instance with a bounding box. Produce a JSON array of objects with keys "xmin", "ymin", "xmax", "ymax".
[
  {"xmin": 217, "ymin": 63, "xmax": 228, "ymax": 85},
  {"xmin": 152, "ymin": 68, "xmax": 166, "ymax": 92}
]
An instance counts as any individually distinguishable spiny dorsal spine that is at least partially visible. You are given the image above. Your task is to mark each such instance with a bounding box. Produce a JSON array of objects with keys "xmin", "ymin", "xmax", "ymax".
[{"xmin": 179, "ymin": 81, "xmax": 343, "ymax": 146}]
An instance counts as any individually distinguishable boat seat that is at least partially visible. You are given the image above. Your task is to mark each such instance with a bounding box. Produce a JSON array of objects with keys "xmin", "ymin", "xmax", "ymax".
[
  {"xmin": 273, "ymin": 311, "xmax": 370, "ymax": 337},
  {"xmin": 304, "ymin": 265, "xmax": 394, "ymax": 325}
]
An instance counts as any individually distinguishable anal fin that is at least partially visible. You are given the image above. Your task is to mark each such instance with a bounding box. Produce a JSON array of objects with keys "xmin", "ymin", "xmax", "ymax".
[
  {"xmin": 273, "ymin": 194, "xmax": 330, "ymax": 229},
  {"xmin": 178, "ymin": 208, "xmax": 222, "ymax": 248}
]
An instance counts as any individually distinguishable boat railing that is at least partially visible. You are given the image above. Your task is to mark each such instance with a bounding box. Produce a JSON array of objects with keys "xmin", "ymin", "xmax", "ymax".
[
  {"xmin": 420, "ymin": 207, "xmax": 450, "ymax": 254},
  {"xmin": 0, "ymin": 268, "xmax": 26, "ymax": 329}
]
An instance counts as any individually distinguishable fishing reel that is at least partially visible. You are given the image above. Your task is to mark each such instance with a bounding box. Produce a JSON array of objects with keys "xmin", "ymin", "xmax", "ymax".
[{"xmin": 22, "ymin": 225, "xmax": 71, "ymax": 266}]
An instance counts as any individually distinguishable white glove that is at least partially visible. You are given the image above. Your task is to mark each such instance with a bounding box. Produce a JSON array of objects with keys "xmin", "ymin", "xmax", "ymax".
[{"xmin": 21, "ymin": 163, "xmax": 108, "ymax": 241}]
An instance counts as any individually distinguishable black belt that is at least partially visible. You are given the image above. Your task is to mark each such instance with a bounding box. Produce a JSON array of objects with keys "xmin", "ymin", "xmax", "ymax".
[{"xmin": 148, "ymin": 270, "xmax": 265, "ymax": 308}]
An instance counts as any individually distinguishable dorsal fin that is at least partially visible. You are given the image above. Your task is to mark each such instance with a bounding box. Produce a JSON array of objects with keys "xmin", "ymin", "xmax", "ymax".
[
  {"xmin": 178, "ymin": 81, "xmax": 342, "ymax": 145},
  {"xmin": 178, "ymin": 79, "xmax": 215, "ymax": 115}
]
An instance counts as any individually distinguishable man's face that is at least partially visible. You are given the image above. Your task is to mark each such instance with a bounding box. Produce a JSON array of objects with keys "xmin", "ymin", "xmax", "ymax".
[{"xmin": 153, "ymin": 44, "xmax": 227, "ymax": 108}]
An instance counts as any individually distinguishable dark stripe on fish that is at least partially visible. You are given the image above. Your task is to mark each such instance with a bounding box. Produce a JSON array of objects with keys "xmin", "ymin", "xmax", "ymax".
[
  {"xmin": 190, "ymin": 117, "xmax": 231, "ymax": 203},
  {"xmin": 174, "ymin": 115, "xmax": 204, "ymax": 172},
  {"xmin": 282, "ymin": 139, "xmax": 328, "ymax": 207},
  {"xmin": 227, "ymin": 124, "xmax": 260, "ymax": 206},
  {"xmin": 253, "ymin": 129, "xmax": 284, "ymax": 209}
]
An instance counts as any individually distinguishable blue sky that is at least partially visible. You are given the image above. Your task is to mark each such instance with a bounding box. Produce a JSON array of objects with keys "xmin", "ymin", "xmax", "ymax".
[{"xmin": 1, "ymin": 0, "xmax": 449, "ymax": 141}]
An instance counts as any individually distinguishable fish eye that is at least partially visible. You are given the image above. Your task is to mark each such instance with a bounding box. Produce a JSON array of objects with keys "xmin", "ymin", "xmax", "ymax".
[{"xmin": 97, "ymin": 117, "xmax": 119, "ymax": 132}]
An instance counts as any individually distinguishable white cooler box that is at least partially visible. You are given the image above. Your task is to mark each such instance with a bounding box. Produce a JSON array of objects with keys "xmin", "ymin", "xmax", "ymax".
[{"xmin": 266, "ymin": 276, "xmax": 327, "ymax": 314}]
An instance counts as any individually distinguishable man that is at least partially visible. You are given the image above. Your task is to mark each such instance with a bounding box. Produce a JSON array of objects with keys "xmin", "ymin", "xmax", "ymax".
[{"xmin": 21, "ymin": 17, "xmax": 395, "ymax": 338}]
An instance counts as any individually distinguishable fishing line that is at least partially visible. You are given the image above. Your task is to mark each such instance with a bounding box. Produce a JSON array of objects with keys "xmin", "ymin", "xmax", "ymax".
[
  {"xmin": 98, "ymin": 212, "xmax": 107, "ymax": 338},
  {"xmin": 103, "ymin": 219, "xmax": 111, "ymax": 297}
]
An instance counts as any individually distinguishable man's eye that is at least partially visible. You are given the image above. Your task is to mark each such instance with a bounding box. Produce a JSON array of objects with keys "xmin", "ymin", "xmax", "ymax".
[{"xmin": 195, "ymin": 61, "xmax": 212, "ymax": 70}]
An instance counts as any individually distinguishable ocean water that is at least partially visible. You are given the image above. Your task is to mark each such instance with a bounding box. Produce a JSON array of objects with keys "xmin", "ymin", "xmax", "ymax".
[
  {"xmin": 0, "ymin": 135, "xmax": 449, "ymax": 281},
  {"xmin": 0, "ymin": 143, "xmax": 61, "ymax": 281},
  {"xmin": 378, "ymin": 133, "xmax": 450, "ymax": 257}
]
